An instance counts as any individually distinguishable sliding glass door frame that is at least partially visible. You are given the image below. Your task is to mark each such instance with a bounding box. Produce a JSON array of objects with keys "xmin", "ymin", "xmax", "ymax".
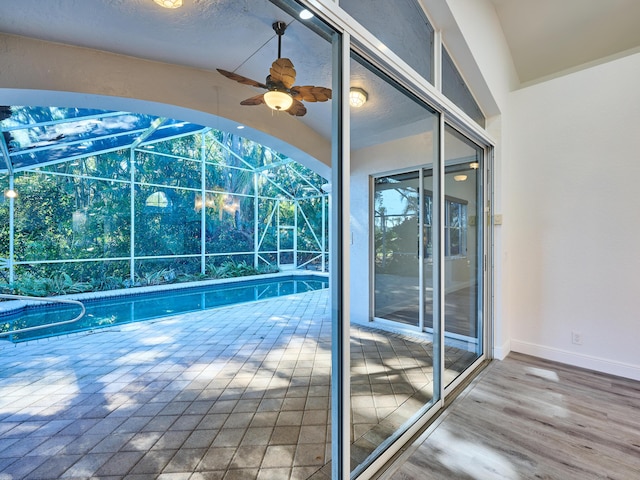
[
  {"xmin": 272, "ymin": 1, "xmax": 495, "ymax": 478},
  {"xmin": 331, "ymin": 27, "xmax": 351, "ymax": 480},
  {"xmin": 361, "ymin": 123, "xmax": 492, "ymax": 479},
  {"xmin": 442, "ymin": 120, "xmax": 491, "ymax": 396}
]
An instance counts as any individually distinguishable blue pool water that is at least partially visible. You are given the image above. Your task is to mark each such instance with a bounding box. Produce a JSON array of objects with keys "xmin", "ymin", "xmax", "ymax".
[{"xmin": 0, "ymin": 275, "xmax": 328, "ymax": 343}]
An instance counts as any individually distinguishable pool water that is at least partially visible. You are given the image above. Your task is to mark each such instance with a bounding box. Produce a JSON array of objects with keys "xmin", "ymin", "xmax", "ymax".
[{"xmin": 0, "ymin": 275, "xmax": 328, "ymax": 343}]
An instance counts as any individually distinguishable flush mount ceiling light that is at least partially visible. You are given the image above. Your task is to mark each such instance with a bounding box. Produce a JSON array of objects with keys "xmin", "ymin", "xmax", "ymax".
[
  {"xmin": 154, "ymin": 0, "xmax": 182, "ymax": 8},
  {"xmin": 454, "ymin": 174, "xmax": 468, "ymax": 182},
  {"xmin": 299, "ymin": 9, "xmax": 314, "ymax": 20},
  {"xmin": 469, "ymin": 161, "xmax": 480, "ymax": 169},
  {"xmin": 349, "ymin": 87, "xmax": 368, "ymax": 108}
]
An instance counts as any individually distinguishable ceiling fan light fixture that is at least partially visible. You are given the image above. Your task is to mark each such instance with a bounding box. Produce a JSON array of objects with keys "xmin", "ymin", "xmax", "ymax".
[
  {"xmin": 349, "ymin": 87, "xmax": 368, "ymax": 108},
  {"xmin": 264, "ymin": 90, "xmax": 293, "ymax": 111},
  {"xmin": 217, "ymin": 20, "xmax": 330, "ymax": 118},
  {"xmin": 154, "ymin": 0, "xmax": 182, "ymax": 9}
]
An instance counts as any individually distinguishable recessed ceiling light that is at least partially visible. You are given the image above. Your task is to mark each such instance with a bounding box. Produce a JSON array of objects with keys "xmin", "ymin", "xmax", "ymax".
[
  {"xmin": 237, "ymin": 125, "xmax": 245, "ymax": 130},
  {"xmin": 154, "ymin": 0, "xmax": 182, "ymax": 9},
  {"xmin": 300, "ymin": 9, "xmax": 314, "ymax": 20}
]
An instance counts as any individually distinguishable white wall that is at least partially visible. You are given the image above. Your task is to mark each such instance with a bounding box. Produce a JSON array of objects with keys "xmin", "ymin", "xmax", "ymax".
[{"xmin": 505, "ymin": 52, "xmax": 640, "ymax": 380}]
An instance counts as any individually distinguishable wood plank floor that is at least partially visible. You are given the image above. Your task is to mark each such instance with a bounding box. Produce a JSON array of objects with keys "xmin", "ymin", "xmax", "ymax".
[{"xmin": 381, "ymin": 353, "xmax": 640, "ymax": 480}]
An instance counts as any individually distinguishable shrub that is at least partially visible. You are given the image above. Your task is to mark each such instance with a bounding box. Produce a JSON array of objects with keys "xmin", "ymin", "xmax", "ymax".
[
  {"xmin": 6, "ymin": 271, "xmax": 92, "ymax": 297},
  {"xmin": 206, "ymin": 260, "xmax": 276, "ymax": 279},
  {"xmin": 136, "ymin": 268, "xmax": 177, "ymax": 286}
]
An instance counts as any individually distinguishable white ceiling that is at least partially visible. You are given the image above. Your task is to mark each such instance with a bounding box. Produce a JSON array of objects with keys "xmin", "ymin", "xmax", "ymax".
[
  {"xmin": 0, "ymin": 0, "xmax": 287, "ymax": 74},
  {"xmin": 489, "ymin": 0, "xmax": 640, "ymax": 84}
]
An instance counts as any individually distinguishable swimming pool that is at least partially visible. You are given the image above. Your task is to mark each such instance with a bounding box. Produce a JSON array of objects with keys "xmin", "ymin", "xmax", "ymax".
[{"xmin": 0, "ymin": 275, "xmax": 328, "ymax": 343}]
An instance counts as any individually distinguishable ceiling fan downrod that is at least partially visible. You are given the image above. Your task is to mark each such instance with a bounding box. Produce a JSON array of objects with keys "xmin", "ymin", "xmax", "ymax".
[{"xmin": 272, "ymin": 21, "xmax": 287, "ymax": 59}]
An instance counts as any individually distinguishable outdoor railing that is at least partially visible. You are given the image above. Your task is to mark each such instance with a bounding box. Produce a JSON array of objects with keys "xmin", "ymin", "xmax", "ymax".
[{"xmin": 0, "ymin": 294, "xmax": 86, "ymax": 336}]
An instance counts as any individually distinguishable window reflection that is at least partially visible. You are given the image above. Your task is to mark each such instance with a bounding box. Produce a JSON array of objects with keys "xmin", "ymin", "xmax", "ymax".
[{"xmin": 350, "ymin": 51, "xmax": 439, "ymax": 474}]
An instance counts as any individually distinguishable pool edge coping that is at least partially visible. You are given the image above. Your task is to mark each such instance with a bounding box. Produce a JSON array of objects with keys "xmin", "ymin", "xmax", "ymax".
[{"xmin": 0, "ymin": 270, "xmax": 329, "ymax": 316}]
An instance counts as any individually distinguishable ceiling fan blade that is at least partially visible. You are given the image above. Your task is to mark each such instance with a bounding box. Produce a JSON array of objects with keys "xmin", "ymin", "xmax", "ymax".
[
  {"xmin": 240, "ymin": 94, "xmax": 265, "ymax": 106},
  {"xmin": 217, "ymin": 69, "xmax": 268, "ymax": 89},
  {"xmin": 292, "ymin": 85, "xmax": 332, "ymax": 103},
  {"xmin": 270, "ymin": 58, "xmax": 296, "ymax": 89},
  {"xmin": 287, "ymin": 99, "xmax": 307, "ymax": 117}
]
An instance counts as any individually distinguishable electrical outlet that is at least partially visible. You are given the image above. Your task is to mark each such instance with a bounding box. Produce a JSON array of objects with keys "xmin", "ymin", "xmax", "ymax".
[{"xmin": 571, "ymin": 331, "xmax": 583, "ymax": 345}]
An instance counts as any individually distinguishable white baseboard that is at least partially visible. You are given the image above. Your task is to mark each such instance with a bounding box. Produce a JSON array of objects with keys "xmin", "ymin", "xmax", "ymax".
[
  {"xmin": 492, "ymin": 339, "xmax": 511, "ymax": 360},
  {"xmin": 511, "ymin": 339, "xmax": 640, "ymax": 381}
]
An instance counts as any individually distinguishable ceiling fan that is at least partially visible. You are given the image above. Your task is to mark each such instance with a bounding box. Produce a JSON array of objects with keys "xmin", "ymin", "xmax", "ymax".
[{"xmin": 217, "ymin": 21, "xmax": 331, "ymax": 117}]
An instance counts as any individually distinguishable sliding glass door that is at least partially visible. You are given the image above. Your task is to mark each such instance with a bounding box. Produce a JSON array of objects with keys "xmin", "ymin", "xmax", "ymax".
[
  {"xmin": 443, "ymin": 125, "xmax": 484, "ymax": 386},
  {"xmin": 373, "ymin": 172, "xmax": 421, "ymax": 327},
  {"xmin": 350, "ymin": 52, "xmax": 440, "ymax": 475},
  {"xmin": 371, "ymin": 131, "xmax": 484, "ymax": 370},
  {"xmin": 362, "ymin": 123, "xmax": 486, "ymax": 475}
]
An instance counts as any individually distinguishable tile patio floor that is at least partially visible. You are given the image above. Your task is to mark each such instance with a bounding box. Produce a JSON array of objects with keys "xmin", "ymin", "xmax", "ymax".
[{"xmin": 0, "ymin": 288, "xmax": 477, "ymax": 480}]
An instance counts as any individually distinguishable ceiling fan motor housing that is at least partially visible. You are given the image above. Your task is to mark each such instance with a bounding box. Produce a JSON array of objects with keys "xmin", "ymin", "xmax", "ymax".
[{"xmin": 272, "ymin": 21, "xmax": 287, "ymax": 36}]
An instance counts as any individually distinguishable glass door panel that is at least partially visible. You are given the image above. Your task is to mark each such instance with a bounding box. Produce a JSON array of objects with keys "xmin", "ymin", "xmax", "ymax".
[
  {"xmin": 351, "ymin": 51, "xmax": 439, "ymax": 475},
  {"xmin": 374, "ymin": 171, "xmax": 420, "ymax": 326},
  {"xmin": 422, "ymin": 170, "xmax": 435, "ymax": 331},
  {"xmin": 443, "ymin": 125, "xmax": 484, "ymax": 386}
]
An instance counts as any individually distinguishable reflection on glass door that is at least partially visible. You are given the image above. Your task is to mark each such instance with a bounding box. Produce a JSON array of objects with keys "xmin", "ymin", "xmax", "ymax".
[
  {"xmin": 374, "ymin": 172, "xmax": 420, "ymax": 326},
  {"xmin": 351, "ymin": 52, "xmax": 439, "ymax": 476},
  {"xmin": 443, "ymin": 126, "xmax": 484, "ymax": 386},
  {"xmin": 351, "ymin": 49, "xmax": 487, "ymax": 478}
]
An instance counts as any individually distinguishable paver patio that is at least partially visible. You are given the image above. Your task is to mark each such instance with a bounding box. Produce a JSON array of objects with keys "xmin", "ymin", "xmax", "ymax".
[{"xmin": 0, "ymin": 288, "xmax": 475, "ymax": 479}]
